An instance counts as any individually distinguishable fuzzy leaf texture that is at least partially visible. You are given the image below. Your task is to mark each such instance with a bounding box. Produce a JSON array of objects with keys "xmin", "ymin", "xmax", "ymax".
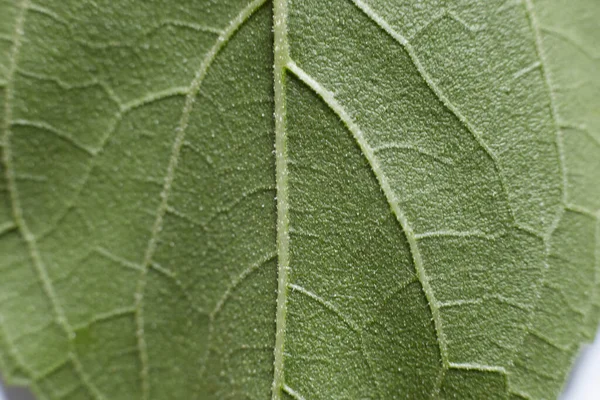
[{"xmin": 0, "ymin": 0, "xmax": 599, "ymax": 399}]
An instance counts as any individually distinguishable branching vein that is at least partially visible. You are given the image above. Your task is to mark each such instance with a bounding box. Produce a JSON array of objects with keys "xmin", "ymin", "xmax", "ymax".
[
  {"xmin": 285, "ymin": 61, "xmax": 450, "ymax": 383},
  {"xmin": 1, "ymin": 0, "xmax": 104, "ymax": 398},
  {"xmin": 132, "ymin": 1, "xmax": 268, "ymax": 398}
]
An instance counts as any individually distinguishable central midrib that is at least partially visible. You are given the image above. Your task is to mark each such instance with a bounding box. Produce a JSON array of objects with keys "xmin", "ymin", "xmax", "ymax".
[{"xmin": 271, "ymin": 0, "xmax": 291, "ymax": 397}]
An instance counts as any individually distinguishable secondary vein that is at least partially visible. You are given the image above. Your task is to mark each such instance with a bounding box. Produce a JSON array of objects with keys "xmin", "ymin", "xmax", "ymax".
[
  {"xmin": 1, "ymin": 0, "xmax": 104, "ymax": 398},
  {"xmin": 131, "ymin": 1, "xmax": 269, "ymax": 398},
  {"xmin": 285, "ymin": 60, "xmax": 450, "ymax": 380},
  {"xmin": 349, "ymin": 0, "xmax": 522, "ymax": 237},
  {"xmin": 523, "ymin": 0, "xmax": 568, "ymax": 231}
]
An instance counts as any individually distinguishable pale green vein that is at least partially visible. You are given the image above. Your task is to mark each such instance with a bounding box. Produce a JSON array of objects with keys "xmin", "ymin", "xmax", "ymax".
[
  {"xmin": 132, "ymin": 1, "xmax": 268, "ymax": 399},
  {"xmin": 121, "ymin": 87, "xmax": 190, "ymax": 113},
  {"xmin": 11, "ymin": 119, "xmax": 97, "ymax": 156},
  {"xmin": 26, "ymin": 2, "xmax": 223, "ymax": 50},
  {"xmin": 371, "ymin": 142, "xmax": 454, "ymax": 166},
  {"xmin": 0, "ymin": 316, "xmax": 36, "ymax": 383},
  {"xmin": 285, "ymin": 60, "xmax": 450, "ymax": 385},
  {"xmin": 350, "ymin": 0, "xmax": 529, "ymax": 236},
  {"xmin": 211, "ymin": 252, "xmax": 278, "ymax": 319},
  {"xmin": 0, "ymin": 221, "xmax": 17, "ymax": 236},
  {"xmin": 1, "ymin": 0, "xmax": 104, "ymax": 398},
  {"xmin": 71, "ymin": 307, "xmax": 137, "ymax": 332},
  {"xmin": 203, "ymin": 185, "xmax": 276, "ymax": 229},
  {"xmin": 523, "ymin": 0, "xmax": 567, "ymax": 225},
  {"xmin": 540, "ymin": 26, "xmax": 600, "ymax": 61},
  {"xmin": 565, "ymin": 203, "xmax": 597, "ymax": 218},
  {"xmin": 288, "ymin": 283, "xmax": 360, "ymax": 332},
  {"xmin": 30, "ymin": 358, "xmax": 70, "ymax": 383},
  {"xmin": 147, "ymin": 261, "xmax": 209, "ymax": 319},
  {"xmin": 516, "ymin": 3, "xmax": 580, "ymax": 395},
  {"xmin": 15, "ymin": 68, "xmax": 124, "ymax": 107},
  {"xmin": 438, "ymin": 295, "xmax": 531, "ymax": 314},
  {"xmin": 283, "ymin": 384, "xmax": 306, "ymax": 400},
  {"xmin": 513, "ymin": 389, "xmax": 535, "ymax": 400},
  {"xmin": 414, "ymin": 229, "xmax": 503, "ymax": 240},
  {"xmin": 559, "ymin": 123, "xmax": 600, "ymax": 148},
  {"xmin": 201, "ymin": 252, "xmax": 278, "ymax": 381},
  {"xmin": 529, "ymin": 329, "xmax": 570, "ymax": 352},
  {"xmin": 272, "ymin": 0, "xmax": 291, "ymax": 398},
  {"xmin": 31, "ymin": 85, "xmax": 189, "ymax": 243},
  {"xmin": 513, "ymin": 61, "xmax": 542, "ymax": 80},
  {"xmin": 94, "ymin": 246, "xmax": 145, "ymax": 272},
  {"xmin": 9, "ymin": 74, "xmax": 123, "ymax": 243},
  {"xmin": 0, "ymin": 33, "xmax": 13, "ymax": 42},
  {"xmin": 351, "ymin": 4, "xmax": 572, "ymax": 396},
  {"xmin": 449, "ymin": 362, "xmax": 507, "ymax": 374}
]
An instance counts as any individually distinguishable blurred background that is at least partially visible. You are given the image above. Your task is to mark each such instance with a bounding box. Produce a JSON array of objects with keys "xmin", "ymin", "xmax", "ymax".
[{"xmin": 1, "ymin": 327, "xmax": 599, "ymax": 399}]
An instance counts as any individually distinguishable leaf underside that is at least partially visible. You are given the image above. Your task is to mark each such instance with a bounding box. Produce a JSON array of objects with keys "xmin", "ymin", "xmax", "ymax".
[{"xmin": 0, "ymin": 0, "xmax": 599, "ymax": 399}]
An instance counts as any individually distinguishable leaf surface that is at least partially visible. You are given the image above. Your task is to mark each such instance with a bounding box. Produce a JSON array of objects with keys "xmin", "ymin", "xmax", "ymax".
[{"xmin": 0, "ymin": 0, "xmax": 598, "ymax": 399}]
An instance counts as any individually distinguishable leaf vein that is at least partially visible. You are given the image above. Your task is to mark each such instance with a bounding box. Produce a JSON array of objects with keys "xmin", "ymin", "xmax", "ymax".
[
  {"xmin": 350, "ymin": 0, "xmax": 525, "ymax": 234},
  {"xmin": 285, "ymin": 60, "xmax": 449, "ymax": 383},
  {"xmin": 288, "ymin": 283, "xmax": 359, "ymax": 332},
  {"xmin": 282, "ymin": 384, "xmax": 306, "ymax": 400},
  {"xmin": 131, "ymin": 1, "xmax": 269, "ymax": 398},
  {"xmin": 1, "ymin": 1, "xmax": 105, "ymax": 398}
]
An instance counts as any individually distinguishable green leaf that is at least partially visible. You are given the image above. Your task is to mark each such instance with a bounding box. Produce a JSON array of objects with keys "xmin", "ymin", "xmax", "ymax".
[{"xmin": 0, "ymin": 0, "xmax": 598, "ymax": 399}]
